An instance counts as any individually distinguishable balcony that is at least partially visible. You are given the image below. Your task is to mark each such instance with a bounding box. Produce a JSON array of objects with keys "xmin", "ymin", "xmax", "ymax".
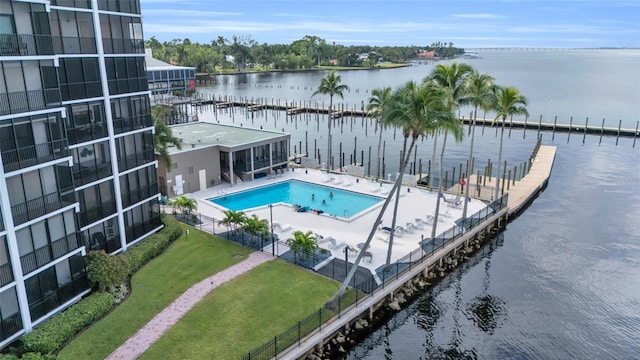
[
  {"xmin": 72, "ymin": 161, "xmax": 112, "ymax": 187},
  {"xmin": 1, "ymin": 139, "xmax": 70, "ymax": 173},
  {"xmin": 0, "ymin": 89, "xmax": 62, "ymax": 116},
  {"xmin": 122, "ymin": 182, "xmax": 159, "ymax": 208},
  {"xmin": 0, "ymin": 312, "xmax": 23, "ymax": 343},
  {"xmin": 78, "ymin": 199, "xmax": 117, "ymax": 228},
  {"xmin": 0, "ymin": 33, "xmax": 54, "ymax": 57},
  {"xmin": 113, "ymin": 113, "xmax": 153, "ymax": 134},
  {"xmin": 20, "ymin": 234, "xmax": 81, "ymax": 275},
  {"xmin": 28, "ymin": 274, "xmax": 88, "ymax": 322},
  {"xmin": 11, "ymin": 191, "xmax": 76, "ymax": 226},
  {"xmin": 52, "ymin": 36, "xmax": 97, "ymax": 55},
  {"xmin": 125, "ymin": 213, "xmax": 162, "ymax": 243},
  {"xmin": 102, "ymin": 38, "xmax": 144, "ymax": 54},
  {"xmin": 0, "ymin": 263, "xmax": 14, "ymax": 288},
  {"xmin": 117, "ymin": 149, "xmax": 155, "ymax": 172}
]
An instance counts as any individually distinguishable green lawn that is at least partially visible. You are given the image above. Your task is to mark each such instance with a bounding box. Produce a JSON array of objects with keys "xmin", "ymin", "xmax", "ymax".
[
  {"xmin": 139, "ymin": 260, "xmax": 341, "ymax": 360},
  {"xmin": 57, "ymin": 225, "xmax": 252, "ymax": 360}
]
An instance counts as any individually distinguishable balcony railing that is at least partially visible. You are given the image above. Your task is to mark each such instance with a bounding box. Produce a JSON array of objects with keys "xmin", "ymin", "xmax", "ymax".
[
  {"xmin": 20, "ymin": 234, "xmax": 81, "ymax": 275},
  {"xmin": 0, "ymin": 33, "xmax": 54, "ymax": 56},
  {"xmin": 11, "ymin": 191, "xmax": 76, "ymax": 226},
  {"xmin": 52, "ymin": 36, "xmax": 96, "ymax": 54},
  {"xmin": 0, "ymin": 262, "xmax": 14, "ymax": 288},
  {"xmin": 72, "ymin": 161, "xmax": 112, "ymax": 186},
  {"xmin": 28, "ymin": 273, "xmax": 88, "ymax": 322},
  {"xmin": 112, "ymin": 113, "xmax": 153, "ymax": 134},
  {"xmin": 1, "ymin": 139, "xmax": 70, "ymax": 173},
  {"xmin": 0, "ymin": 312, "xmax": 23, "ymax": 342},
  {"xmin": 0, "ymin": 89, "xmax": 62, "ymax": 116},
  {"xmin": 122, "ymin": 182, "xmax": 159, "ymax": 208},
  {"xmin": 78, "ymin": 199, "xmax": 117, "ymax": 228},
  {"xmin": 125, "ymin": 213, "xmax": 162, "ymax": 243},
  {"xmin": 117, "ymin": 149, "xmax": 155, "ymax": 172},
  {"xmin": 102, "ymin": 38, "xmax": 144, "ymax": 54}
]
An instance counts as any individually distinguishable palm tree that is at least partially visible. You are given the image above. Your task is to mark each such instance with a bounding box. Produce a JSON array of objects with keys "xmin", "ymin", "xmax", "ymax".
[
  {"xmin": 366, "ymin": 87, "xmax": 393, "ymax": 179},
  {"xmin": 426, "ymin": 63, "xmax": 473, "ymax": 189},
  {"xmin": 152, "ymin": 106, "xmax": 181, "ymax": 169},
  {"xmin": 312, "ymin": 70, "xmax": 349, "ymax": 171},
  {"xmin": 242, "ymin": 214, "xmax": 270, "ymax": 239},
  {"xmin": 427, "ymin": 63, "xmax": 471, "ymax": 236},
  {"xmin": 490, "ymin": 86, "xmax": 529, "ymax": 200},
  {"xmin": 461, "ymin": 70, "xmax": 495, "ymax": 219},
  {"xmin": 219, "ymin": 210, "xmax": 247, "ymax": 234},
  {"xmin": 168, "ymin": 195, "xmax": 197, "ymax": 217},
  {"xmin": 286, "ymin": 230, "xmax": 318, "ymax": 261},
  {"xmin": 382, "ymin": 81, "xmax": 452, "ymax": 266}
]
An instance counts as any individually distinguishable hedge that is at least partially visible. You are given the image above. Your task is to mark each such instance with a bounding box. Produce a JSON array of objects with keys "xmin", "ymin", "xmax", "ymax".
[
  {"xmin": 17, "ymin": 216, "xmax": 183, "ymax": 356},
  {"xmin": 22, "ymin": 292, "xmax": 115, "ymax": 354},
  {"xmin": 121, "ymin": 216, "xmax": 182, "ymax": 275}
]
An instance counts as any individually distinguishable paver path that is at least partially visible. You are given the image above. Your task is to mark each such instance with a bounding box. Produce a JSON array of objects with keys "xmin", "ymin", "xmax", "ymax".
[{"xmin": 106, "ymin": 251, "xmax": 274, "ymax": 360}]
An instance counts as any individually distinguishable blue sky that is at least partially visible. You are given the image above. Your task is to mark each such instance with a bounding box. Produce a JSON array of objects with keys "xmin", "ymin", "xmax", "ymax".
[{"xmin": 140, "ymin": 0, "xmax": 640, "ymax": 48}]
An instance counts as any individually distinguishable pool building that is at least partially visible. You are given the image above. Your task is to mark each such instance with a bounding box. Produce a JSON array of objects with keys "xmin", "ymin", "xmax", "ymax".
[{"xmin": 157, "ymin": 122, "xmax": 290, "ymax": 197}]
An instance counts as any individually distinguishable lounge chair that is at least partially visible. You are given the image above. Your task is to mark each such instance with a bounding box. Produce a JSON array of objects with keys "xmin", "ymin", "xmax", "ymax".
[
  {"xmin": 272, "ymin": 221, "xmax": 292, "ymax": 232},
  {"xmin": 376, "ymin": 234, "xmax": 389, "ymax": 243},
  {"xmin": 322, "ymin": 175, "xmax": 335, "ymax": 183},
  {"xmin": 406, "ymin": 222, "xmax": 419, "ymax": 232},
  {"xmin": 332, "ymin": 177, "xmax": 343, "ymax": 185},
  {"xmin": 413, "ymin": 219, "xmax": 425, "ymax": 230}
]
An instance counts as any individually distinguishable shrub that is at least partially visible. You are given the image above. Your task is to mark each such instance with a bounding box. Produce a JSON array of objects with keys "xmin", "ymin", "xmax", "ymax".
[
  {"xmin": 22, "ymin": 292, "xmax": 115, "ymax": 355},
  {"xmin": 121, "ymin": 216, "xmax": 182, "ymax": 275},
  {"xmin": 85, "ymin": 251, "xmax": 129, "ymax": 292},
  {"xmin": 0, "ymin": 354, "xmax": 19, "ymax": 360},
  {"xmin": 19, "ymin": 217, "xmax": 182, "ymax": 356}
]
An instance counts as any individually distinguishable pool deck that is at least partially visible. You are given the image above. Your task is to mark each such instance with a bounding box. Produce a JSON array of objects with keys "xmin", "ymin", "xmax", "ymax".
[{"xmin": 193, "ymin": 168, "xmax": 489, "ymax": 277}]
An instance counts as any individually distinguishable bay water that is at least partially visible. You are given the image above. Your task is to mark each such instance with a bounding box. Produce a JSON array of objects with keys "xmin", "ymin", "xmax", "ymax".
[{"xmin": 196, "ymin": 50, "xmax": 640, "ymax": 359}]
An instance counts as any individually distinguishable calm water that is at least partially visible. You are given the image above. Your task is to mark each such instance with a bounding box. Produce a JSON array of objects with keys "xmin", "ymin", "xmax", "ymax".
[
  {"xmin": 208, "ymin": 179, "xmax": 382, "ymax": 218},
  {"xmin": 197, "ymin": 50, "xmax": 640, "ymax": 359}
]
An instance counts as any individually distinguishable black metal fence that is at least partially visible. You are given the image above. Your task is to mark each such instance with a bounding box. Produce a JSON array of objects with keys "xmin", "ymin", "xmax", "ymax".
[{"xmin": 237, "ymin": 194, "xmax": 509, "ymax": 360}]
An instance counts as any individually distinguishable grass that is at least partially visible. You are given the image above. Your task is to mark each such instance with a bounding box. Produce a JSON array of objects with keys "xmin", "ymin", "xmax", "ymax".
[
  {"xmin": 139, "ymin": 260, "xmax": 341, "ymax": 360},
  {"xmin": 57, "ymin": 224, "xmax": 252, "ymax": 360}
]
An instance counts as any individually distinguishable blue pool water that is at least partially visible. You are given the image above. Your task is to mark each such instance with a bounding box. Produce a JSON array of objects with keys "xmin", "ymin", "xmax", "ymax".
[{"xmin": 209, "ymin": 180, "xmax": 383, "ymax": 218}]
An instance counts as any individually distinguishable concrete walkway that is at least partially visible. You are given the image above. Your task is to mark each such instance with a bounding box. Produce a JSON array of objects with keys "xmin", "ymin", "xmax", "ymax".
[{"xmin": 106, "ymin": 251, "xmax": 274, "ymax": 360}]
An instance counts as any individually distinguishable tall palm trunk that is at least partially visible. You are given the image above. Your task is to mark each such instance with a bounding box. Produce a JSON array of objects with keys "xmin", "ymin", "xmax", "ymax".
[
  {"xmin": 462, "ymin": 105, "xmax": 478, "ymax": 219},
  {"xmin": 429, "ymin": 132, "xmax": 438, "ymax": 189},
  {"xmin": 385, "ymin": 135, "xmax": 412, "ymax": 266},
  {"xmin": 327, "ymin": 97, "xmax": 333, "ymax": 171},
  {"xmin": 494, "ymin": 116, "xmax": 506, "ymax": 200},
  {"xmin": 376, "ymin": 121, "xmax": 383, "ymax": 179},
  {"xmin": 431, "ymin": 132, "xmax": 448, "ymax": 240}
]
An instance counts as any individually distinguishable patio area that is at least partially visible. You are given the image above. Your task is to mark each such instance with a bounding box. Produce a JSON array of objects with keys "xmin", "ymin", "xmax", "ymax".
[{"xmin": 193, "ymin": 168, "xmax": 489, "ymax": 283}]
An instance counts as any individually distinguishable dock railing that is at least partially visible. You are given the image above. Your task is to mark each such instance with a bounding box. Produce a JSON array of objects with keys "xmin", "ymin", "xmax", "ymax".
[{"xmin": 237, "ymin": 193, "xmax": 509, "ymax": 360}]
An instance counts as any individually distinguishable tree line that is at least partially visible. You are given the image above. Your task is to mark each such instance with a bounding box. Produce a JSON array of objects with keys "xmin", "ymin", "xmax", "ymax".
[{"xmin": 145, "ymin": 35, "xmax": 465, "ymax": 73}]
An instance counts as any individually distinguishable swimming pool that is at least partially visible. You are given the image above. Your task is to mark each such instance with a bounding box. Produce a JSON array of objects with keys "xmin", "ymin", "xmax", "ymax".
[{"xmin": 209, "ymin": 180, "xmax": 383, "ymax": 218}]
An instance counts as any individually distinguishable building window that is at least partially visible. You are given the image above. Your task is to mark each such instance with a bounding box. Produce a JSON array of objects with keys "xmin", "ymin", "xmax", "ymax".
[
  {"xmin": 115, "ymin": 131, "xmax": 154, "ymax": 171},
  {"xmin": 64, "ymin": 101, "xmax": 107, "ymax": 144},
  {"xmin": 71, "ymin": 140, "xmax": 112, "ymax": 186},
  {"xmin": 81, "ymin": 217, "xmax": 120, "ymax": 253},
  {"xmin": 0, "ymin": 287, "xmax": 23, "ymax": 342},
  {"xmin": 76, "ymin": 180, "xmax": 117, "ymax": 227},
  {"xmin": 58, "ymin": 58, "xmax": 102, "ymax": 101}
]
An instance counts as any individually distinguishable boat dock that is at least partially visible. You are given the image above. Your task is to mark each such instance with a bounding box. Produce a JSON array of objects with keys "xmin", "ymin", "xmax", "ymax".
[{"xmin": 192, "ymin": 97, "xmax": 639, "ymax": 138}]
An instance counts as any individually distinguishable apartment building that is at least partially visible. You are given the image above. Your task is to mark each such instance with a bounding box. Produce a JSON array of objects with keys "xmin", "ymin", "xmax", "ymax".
[{"xmin": 0, "ymin": 0, "xmax": 161, "ymax": 347}]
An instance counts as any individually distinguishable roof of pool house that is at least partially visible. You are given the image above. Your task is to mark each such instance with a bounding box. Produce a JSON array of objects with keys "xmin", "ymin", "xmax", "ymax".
[{"xmin": 168, "ymin": 122, "xmax": 289, "ymax": 154}]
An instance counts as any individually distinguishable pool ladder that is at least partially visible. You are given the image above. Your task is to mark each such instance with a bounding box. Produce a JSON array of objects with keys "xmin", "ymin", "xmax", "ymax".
[{"xmin": 343, "ymin": 209, "xmax": 349, "ymax": 217}]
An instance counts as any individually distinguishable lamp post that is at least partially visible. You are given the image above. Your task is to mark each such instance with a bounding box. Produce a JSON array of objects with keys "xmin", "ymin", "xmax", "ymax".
[
  {"xmin": 344, "ymin": 246, "xmax": 349, "ymax": 277},
  {"xmin": 269, "ymin": 204, "xmax": 274, "ymax": 256}
]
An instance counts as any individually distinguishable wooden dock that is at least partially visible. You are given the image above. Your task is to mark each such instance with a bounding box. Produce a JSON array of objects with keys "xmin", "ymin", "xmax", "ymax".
[{"xmin": 191, "ymin": 98, "xmax": 639, "ymax": 138}]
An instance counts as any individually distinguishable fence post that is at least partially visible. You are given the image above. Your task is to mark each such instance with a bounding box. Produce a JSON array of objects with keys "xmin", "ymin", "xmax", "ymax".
[
  {"xmin": 274, "ymin": 336, "xmax": 277, "ymax": 359},
  {"xmin": 319, "ymin": 308, "xmax": 322, "ymax": 331},
  {"xmin": 298, "ymin": 321, "xmax": 301, "ymax": 346}
]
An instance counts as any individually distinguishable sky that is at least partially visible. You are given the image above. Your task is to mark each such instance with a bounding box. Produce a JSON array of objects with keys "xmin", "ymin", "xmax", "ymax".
[{"xmin": 139, "ymin": 0, "xmax": 640, "ymax": 49}]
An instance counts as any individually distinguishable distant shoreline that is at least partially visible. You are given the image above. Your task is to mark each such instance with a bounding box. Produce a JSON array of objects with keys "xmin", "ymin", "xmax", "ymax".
[{"xmin": 196, "ymin": 63, "xmax": 412, "ymax": 77}]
